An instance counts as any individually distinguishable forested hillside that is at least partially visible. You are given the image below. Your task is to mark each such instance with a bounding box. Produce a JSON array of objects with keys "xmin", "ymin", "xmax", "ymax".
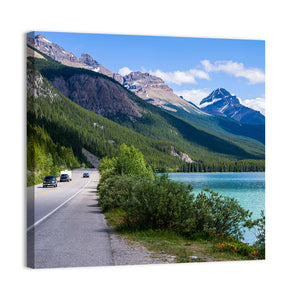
[
  {"xmin": 164, "ymin": 103, "xmax": 265, "ymax": 145},
  {"xmin": 27, "ymin": 122, "xmax": 82, "ymax": 185}
]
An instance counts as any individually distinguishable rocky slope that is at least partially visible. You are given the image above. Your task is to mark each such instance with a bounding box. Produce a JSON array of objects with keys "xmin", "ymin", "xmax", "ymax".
[
  {"xmin": 123, "ymin": 71, "xmax": 204, "ymax": 114},
  {"xmin": 50, "ymin": 73, "xmax": 142, "ymax": 121}
]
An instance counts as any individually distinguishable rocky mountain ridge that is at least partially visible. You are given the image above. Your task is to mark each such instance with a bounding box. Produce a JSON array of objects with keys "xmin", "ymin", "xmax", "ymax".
[{"xmin": 27, "ymin": 34, "xmax": 123, "ymax": 84}]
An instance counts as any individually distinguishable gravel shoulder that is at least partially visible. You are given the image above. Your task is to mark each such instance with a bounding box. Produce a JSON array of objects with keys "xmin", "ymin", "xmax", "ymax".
[{"xmin": 106, "ymin": 222, "xmax": 176, "ymax": 265}]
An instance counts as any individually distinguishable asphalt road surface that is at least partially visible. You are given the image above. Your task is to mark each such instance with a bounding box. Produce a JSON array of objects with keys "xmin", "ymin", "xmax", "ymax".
[{"xmin": 27, "ymin": 169, "xmax": 114, "ymax": 268}]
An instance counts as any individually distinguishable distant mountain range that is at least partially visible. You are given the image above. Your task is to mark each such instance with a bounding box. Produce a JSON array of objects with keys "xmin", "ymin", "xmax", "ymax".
[
  {"xmin": 28, "ymin": 34, "xmax": 264, "ymax": 126},
  {"xmin": 27, "ymin": 33, "xmax": 265, "ymax": 171}
]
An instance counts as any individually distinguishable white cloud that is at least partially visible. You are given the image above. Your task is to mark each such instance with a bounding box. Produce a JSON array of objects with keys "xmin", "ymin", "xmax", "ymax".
[
  {"xmin": 201, "ymin": 60, "xmax": 265, "ymax": 84},
  {"xmin": 240, "ymin": 97, "xmax": 265, "ymax": 115},
  {"xmin": 118, "ymin": 66, "xmax": 133, "ymax": 76},
  {"xmin": 188, "ymin": 69, "xmax": 211, "ymax": 80},
  {"xmin": 148, "ymin": 68, "xmax": 210, "ymax": 85},
  {"xmin": 174, "ymin": 88, "xmax": 211, "ymax": 106}
]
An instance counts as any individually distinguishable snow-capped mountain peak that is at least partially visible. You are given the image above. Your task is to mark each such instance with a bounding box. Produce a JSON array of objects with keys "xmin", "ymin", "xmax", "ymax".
[
  {"xmin": 199, "ymin": 88, "xmax": 265, "ymax": 125},
  {"xmin": 200, "ymin": 88, "xmax": 232, "ymax": 105}
]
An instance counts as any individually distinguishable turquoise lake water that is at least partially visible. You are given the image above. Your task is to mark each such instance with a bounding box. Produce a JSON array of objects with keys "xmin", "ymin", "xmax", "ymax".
[{"xmin": 167, "ymin": 172, "xmax": 265, "ymax": 244}]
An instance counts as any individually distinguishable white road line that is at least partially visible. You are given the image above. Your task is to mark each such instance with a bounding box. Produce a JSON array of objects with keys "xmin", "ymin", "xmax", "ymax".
[{"xmin": 27, "ymin": 173, "xmax": 95, "ymax": 232}]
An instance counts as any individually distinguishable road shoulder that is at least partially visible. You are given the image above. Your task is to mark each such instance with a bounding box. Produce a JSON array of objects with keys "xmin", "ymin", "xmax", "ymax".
[{"xmin": 107, "ymin": 223, "xmax": 176, "ymax": 265}]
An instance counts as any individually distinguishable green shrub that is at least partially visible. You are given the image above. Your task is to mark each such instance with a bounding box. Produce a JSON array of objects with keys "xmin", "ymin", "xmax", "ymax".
[
  {"xmin": 98, "ymin": 175, "xmax": 138, "ymax": 212},
  {"xmin": 98, "ymin": 173, "xmax": 195, "ymax": 233},
  {"xmin": 99, "ymin": 144, "xmax": 154, "ymax": 182},
  {"xmin": 122, "ymin": 174, "xmax": 195, "ymax": 233},
  {"xmin": 193, "ymin": 189, "xmax": 254, "ymax": 240}
]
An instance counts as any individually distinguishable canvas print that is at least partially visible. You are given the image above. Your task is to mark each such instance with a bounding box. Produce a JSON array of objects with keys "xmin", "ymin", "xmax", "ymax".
[{"xmin": 26, "ymin": 31, "xmax": 265, "ymax": 269}]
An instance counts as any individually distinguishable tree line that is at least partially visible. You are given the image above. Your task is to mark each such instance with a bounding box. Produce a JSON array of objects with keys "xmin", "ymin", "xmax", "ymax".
[{"xmin": 177, "ymin": 159, "xmax": 265, "ymax": 173}]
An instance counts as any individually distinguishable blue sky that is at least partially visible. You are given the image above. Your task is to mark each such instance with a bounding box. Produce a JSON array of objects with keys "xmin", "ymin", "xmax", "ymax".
[{"xmin": 36, "ymin": 31, "xmax": 265, "ymax": 114}]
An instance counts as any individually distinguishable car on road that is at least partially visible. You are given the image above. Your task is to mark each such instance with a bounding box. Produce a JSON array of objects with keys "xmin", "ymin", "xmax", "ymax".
[
  {"xmin": 83, "ymin": 173, "xmax": 89, "ymax": 178},
  {"xmin": 60, "ymin": 170, "xmax": 72, "ymax": 181},
  {"xmin": 43, "ymin": 175, "xmax": 58, "ymax": 188},
  {"xmin": 60, "ymin": 174, "xmax": 71, "ymax": 182}
]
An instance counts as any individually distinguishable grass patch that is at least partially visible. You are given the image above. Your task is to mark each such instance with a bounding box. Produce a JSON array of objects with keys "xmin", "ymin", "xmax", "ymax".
[{"xmin": 104, "ymin": 208, "xmax": 260, "ymax": 263}]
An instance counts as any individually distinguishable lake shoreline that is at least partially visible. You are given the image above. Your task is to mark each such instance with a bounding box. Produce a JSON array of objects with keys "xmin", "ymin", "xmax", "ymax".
[{"xmin": 166, "ymin": 172, "xmax": 265, "ymax": 245}]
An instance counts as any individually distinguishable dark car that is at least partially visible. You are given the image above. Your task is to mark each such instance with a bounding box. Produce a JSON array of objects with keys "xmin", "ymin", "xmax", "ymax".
[
  {"xmin": 43, "ymin": 175, "xmax": 57, "ymax": 188},
  {"xmin": 60, "ymin": 174, "xmax": 70, "ymax": 182},
  {"xmin": 83, "ymin": 173, "xmax": 89, "ymax": 178}
]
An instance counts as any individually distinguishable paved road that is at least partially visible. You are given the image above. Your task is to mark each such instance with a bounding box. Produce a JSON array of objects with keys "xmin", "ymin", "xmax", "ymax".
[{"xmin": 27, "ymin": 169, "xmax": 114, "ymax": 268}]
